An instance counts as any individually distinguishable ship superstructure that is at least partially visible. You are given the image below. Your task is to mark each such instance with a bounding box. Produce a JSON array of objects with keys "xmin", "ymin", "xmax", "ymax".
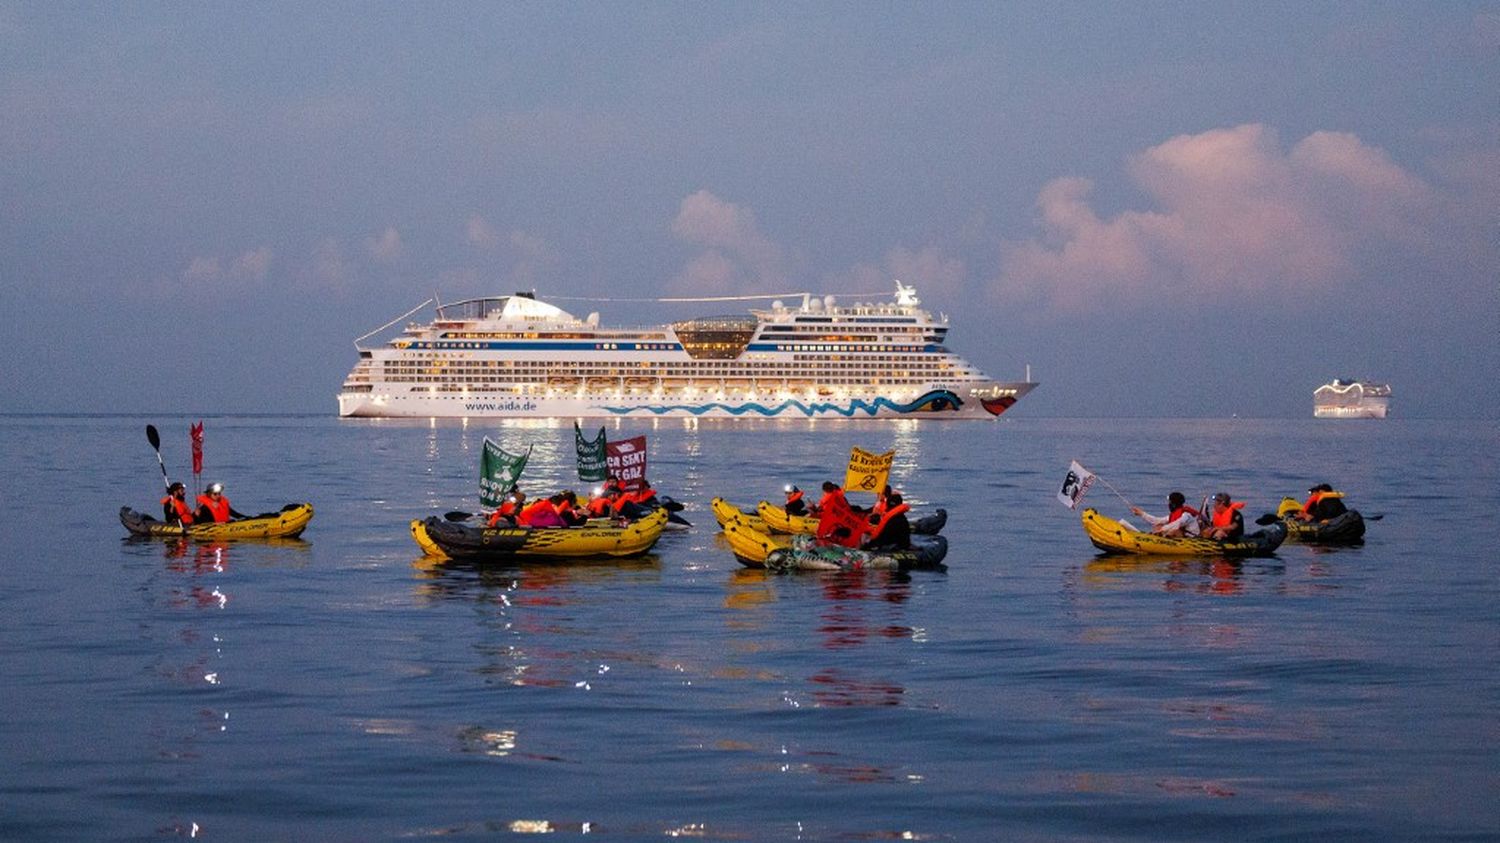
[
  {"xmin": 337, "ymin": 282, "xmax": 1036, "ymax": 419},
  {"xmin": 1313, "ymin": 379, "xmax": 1391, "ymax": 419}
]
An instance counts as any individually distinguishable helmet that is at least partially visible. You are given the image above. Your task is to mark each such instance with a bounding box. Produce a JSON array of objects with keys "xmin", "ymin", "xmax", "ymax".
[
  {"xmin": 784, "ymin": 484, "xmax": 798, "ymax": 493},
  {"xmin": 207, "ymin": 482, "xmax": 223, "ymax": 494}
]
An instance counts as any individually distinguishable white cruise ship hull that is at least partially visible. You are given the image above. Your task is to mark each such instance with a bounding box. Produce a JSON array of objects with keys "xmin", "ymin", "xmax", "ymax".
[
  {"xmin": 1313, "ymin": 399, "xmax": 1389, "ymax": 419},
  {"xmin": 337, "ymin": 284, "xmax": 1037, "ymax": 421},
  {"xmin": 338, "ymin": 382, "xmax": 1035, "ymax": 420},
  {"xmin": 1313, "ymin": 379, "xmax": 1391, "ymax": 419}
]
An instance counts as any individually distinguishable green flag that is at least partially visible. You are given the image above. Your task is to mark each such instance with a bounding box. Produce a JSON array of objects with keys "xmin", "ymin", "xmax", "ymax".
[
  {"xmin": 480, "ymin": 438, "xmax": 531, "ymax": 507},
  {"xmin": 575, "ymin": 422, "xmax": 607, "ymax": 483}
]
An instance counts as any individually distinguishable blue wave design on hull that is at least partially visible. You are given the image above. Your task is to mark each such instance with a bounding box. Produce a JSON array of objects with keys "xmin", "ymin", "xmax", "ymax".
[{"xmin": 603, "ymin": 390, "xmax": 964, "ymax": 417}]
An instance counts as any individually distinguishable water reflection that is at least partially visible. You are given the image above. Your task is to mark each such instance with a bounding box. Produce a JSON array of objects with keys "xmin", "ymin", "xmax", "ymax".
[
  {"xmin": 411, "ymin": 555, "xmax": 662, "ymax": 691},
  {"xmin": 1077, "ymin": 554, "xmax": 1289, "ymax": 597}
]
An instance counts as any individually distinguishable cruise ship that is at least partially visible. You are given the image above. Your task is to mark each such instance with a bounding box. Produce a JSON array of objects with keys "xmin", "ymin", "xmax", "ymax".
[
  {"xmin": 337, "ymin": 282, "xmax": 1036, "ymax": 419},
  {"xmin": 1313, "ymin": 378, "xmax": 1391, "ymax": 419}
]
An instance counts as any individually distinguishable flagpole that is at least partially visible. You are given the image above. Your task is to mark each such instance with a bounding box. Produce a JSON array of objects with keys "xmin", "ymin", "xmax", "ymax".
[{"xmin": 1092, "ymin": 474, "xmax": 1137, "ymax": 511}]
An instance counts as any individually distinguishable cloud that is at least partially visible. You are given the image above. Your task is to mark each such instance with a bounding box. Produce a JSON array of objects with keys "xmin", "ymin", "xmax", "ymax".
[
  {"xmin": 670, "ymin": 250, "xmax": 740, "ymax": 296},
  {"xmin": 365, "ymin": 226, "xmax": 402, "ymax": 263},
  {"xmin": 669, "ymin": 190, "xmax": 785, "ymax": 292},
  {"xmin": 180, "ymin": 246, "xmax": 273, "ymax": 286},
  {"xmin": 831, "ymin": 246, "xmax": 969, "ymax": 301},
  {"xmin": 995, "ymin": 124, "xmax": 1434, "ymax": 310},
  {"xmin": 311, "ymin": 238, "xmax": 351, "ymax": 289},
  {"xmin": 466, "ymin": 214, "xmax": 500, "ymax": 249}
]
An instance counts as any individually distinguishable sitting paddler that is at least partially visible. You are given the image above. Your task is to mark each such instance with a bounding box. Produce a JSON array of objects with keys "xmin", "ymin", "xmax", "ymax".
[
  {"xmin": 1295, "ymin": 483, "xmax": 1349, "ymax": 522},
  {"xmin": 162, "ymin": 482, "xmax": 195, "ymax": 526},
  {"xmin": 862, "ymin": 492, "xmax": 912, "ymax": 551},
  {"xmin": 194, "ymin": 482, "xmax": 247, "ymax": 524},
  {"xmin": 517, "ymin": 493, "xmax": 568, "ymax": 528},
  {"xmin": 584, "ymin": 485, "xmax": 617, "ymax": 518},
  {"xmin": 783, "ymin": 485, "xmax": 808, "ymax": 516},
  {"xmin": 555, "ymin": 491, "xmax": 590, "ymax": 527},
  {"xmin": 1130, "ymin": 491, "xmax": 1201, "ymax": 537},
  {"xmin": 487, "ymin": 487, "xmax": 525, "ymax": 527},
  {"xmin": 1203, "ymin": 492, "xmax": 1246, "ymax": 542}
]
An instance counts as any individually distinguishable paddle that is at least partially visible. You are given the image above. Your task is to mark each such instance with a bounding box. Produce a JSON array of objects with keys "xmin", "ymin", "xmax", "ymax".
[
  {"xmin": 145, "ymin": 424, "xmax": 170, "ymax": 491},
  {"xmin": 445, "ymin": 510, "xmax": 475, "ymax": 521}
]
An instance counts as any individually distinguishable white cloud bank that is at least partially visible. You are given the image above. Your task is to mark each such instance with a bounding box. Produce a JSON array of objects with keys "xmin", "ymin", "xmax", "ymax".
[
  {"xmin": 668, "ymin": 190, "xmax": 785, "ymax": 294},
  {"xmin": 181, "ymin": 246, "xmax": 273, "ymax": 286},
  {"xmin": 994, "ymin": 123, "xmax": 1433, "ymax": 309}
]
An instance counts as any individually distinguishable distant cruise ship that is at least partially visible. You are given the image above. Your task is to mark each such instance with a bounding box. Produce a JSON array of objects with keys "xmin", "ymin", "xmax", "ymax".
[
  {"xmin": 337, "ymin": 282, "xmax": 1037, "ymax": 419},
  {"xmin": 1313, "ymin": 378, "xmax": 1391, "ymax": 419}
]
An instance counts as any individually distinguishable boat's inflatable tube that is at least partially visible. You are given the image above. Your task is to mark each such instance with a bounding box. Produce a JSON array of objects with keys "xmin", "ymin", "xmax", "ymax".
[
  {"xmin": 414, "ymin": 508, "xmax": 667, "ymax": 561},
  {"xmin": 1271, "ymin": 496, "xmax": 1367, "ymax": 544},
  {"xmin": 724, "ymin": 517, "xmax": 946, "ymax": 571},
  {"xmin": 1081, "ymin": 508, "xmax": 1285, "ymax": 557},
  {"xmin": 764, "ymin": 533, "xmax": 949, "ymax": 573},
  {"xmin": 120, "ymin": 503, "xmax": 314, "ymax": 540},
  {"xmin": 712, "ymin": 497, "xmax": 769, "ymax": 532}
]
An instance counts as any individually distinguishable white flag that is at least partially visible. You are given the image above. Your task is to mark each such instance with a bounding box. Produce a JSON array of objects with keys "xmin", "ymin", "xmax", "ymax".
[{"xmin": 1057, "ymin": 460, "xmax": 1096, "ymax": 509}]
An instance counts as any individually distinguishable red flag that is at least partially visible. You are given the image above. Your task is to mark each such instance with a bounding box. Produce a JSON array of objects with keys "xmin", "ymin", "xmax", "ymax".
[
  {"xmin": 605, "ymin": 435, "xmax": 648, "ymax": 491},
  {"xmin": 190, "ymin": 422, "xmax": 204, "ymax": 476}
]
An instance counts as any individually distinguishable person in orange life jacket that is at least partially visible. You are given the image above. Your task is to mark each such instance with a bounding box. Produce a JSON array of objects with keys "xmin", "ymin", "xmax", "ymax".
[
  {"xmin": 162, "ymin": 482, "xmax": 194, "ymax": 526},
  {"xmin": 487, "ymin": 487, "xmax": 526, "ymax": 527},
  {"xmin": 812, "ymin": 481, "xmax": 847, "ymax": 515},
  {"xmin": 1203, "ymin": 492, "xmax": 1245, "ymax": 541},
  {"xmin": 1131, "ymin": 491, "xmax": 1201, "ymax": 537},
  {"xmin": 584, "ymin": 485, "xmax": 616, "ymax": 518},
  {"xmin": 863, "ymin": 493, "xmax": 912, "ymax": 550},
  {"xmin": 518, "ymin": 494, "xmax": 567, "ymax": 528},
  {"xmin": 783, "ymin": 485, "xmax": 808, "ymax": 516},
  {"xmin": 555, "ymin": 491, "xmax": 589, "ymax": 527},
  {"xmin": 194, "ymin": 482, "xmax": 246, "ymax": 524},
  {"xmin": 871, "ymin": 485, "xmax": 894, "ymax": 518},
  {"xmin": 1296, "ymin": 483, "xmax": 1348, "ymax": 522},
  {"xmin": 813, "ymin": 482, "xmax": 867, "ymax": 547},
  {"xmin": 630, "ymin": 479, "xmax": 658, "ymax": 508}
]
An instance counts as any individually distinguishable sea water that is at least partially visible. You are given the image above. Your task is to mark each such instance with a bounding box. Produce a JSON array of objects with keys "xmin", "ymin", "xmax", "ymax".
[{"xmin": 0, "ymin": 414, "xmax": 1494, "ymax": 840}]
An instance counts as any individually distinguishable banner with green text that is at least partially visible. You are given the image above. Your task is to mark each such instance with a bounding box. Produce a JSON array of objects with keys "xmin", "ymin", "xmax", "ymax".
[
  {"xmin": 480, "ymin": 438, "xmax": 531, "ymax": 507},
  {"xmin": 575, "ymin": 422, "xmax": 607, "ymax": 483}
]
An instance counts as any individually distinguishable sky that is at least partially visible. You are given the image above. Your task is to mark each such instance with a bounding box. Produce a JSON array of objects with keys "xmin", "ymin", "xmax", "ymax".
[{"xmin": 2, "ymin": 2, "xmax": 1497, "ymax": 418}]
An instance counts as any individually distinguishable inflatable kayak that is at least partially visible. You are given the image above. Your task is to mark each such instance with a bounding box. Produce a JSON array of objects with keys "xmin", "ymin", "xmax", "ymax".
[
  {"xmin": 1081, "ymin": 508, "xmax": 1286, "ymax": 557},
  {"xmin": 712, "ymin": 497, "xmax": 768, "ymax": 532},
  {"xmin": 753, "ymin": 500, "xmax": 947, "ymax": 536},
  {"xmin": 724, "ymin": 518, "xmax": 947, "ymax": 571},
  {"xmin": 1270, "ymin": 497, "xmax": 1366, "ymax": 544},
  {"xmin": 766, "ymin": 532, "xmax": 949, "ymax": 573},
  {"xmin": 412, "ymin": 508, "xmax": 667, "ymax": 561},
  {"xmin": 120, "ymin": 503, "xmax": 314, "ymax": 540}
]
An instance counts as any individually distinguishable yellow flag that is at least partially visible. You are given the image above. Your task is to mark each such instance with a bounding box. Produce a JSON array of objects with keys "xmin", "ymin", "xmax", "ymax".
[{"xmin": 844, "ymin": 447, "xmax": 894, "ymax": 497}]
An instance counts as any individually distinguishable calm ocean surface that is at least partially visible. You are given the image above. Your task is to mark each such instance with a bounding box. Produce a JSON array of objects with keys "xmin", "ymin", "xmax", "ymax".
[{"xmin": 1, "ymin": 414, "xmax": 1495, "ymax": 840}]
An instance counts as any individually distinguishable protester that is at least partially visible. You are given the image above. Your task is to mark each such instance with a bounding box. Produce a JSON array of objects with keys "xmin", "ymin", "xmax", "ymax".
[{"xmin": 194, "ymin": 482, "xmax": 247, "ymax": 524}]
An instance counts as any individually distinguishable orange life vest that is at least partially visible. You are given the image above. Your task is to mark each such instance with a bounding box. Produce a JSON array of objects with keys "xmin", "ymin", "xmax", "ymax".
[
  {"xmin": 518, "ymin": 499, "xmax": 556, "ymax": 526},
  {"xmin": 197, "ymin": 494, "xmax": 231, "ymax": 523},
  {"xmin": 1211, "ymin": 500, "xmax": 1245, "ymax": 528},
  {"xmin": 587, "ymin": 496, "xmax": 613, "ymax": 517},
  {"xmin": 487, "ymin": 499, "xmax": 522, "ymax": 527},
  {"xmin": 785, "ymin": 489, "xmax": 803, "ymax": 506},
  {"xmin": 162, "ymin": 495, "xmax": 194, "ymax": 524},
  {"xmin": 869, "ymin": 502, "xmax": 910, "ymax": 541},
  {"xmin": 1303, "ymin": 492, "xmax": 1325, "ymax": 512}
]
